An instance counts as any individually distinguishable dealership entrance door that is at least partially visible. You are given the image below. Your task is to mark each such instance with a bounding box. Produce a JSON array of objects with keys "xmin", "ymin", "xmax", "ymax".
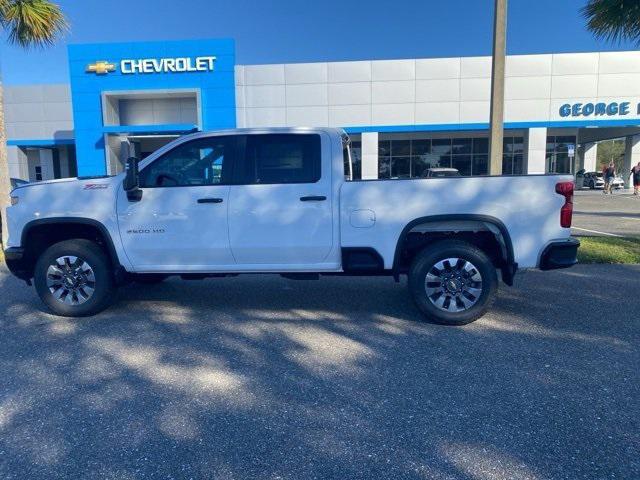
[
  {"xmin": 102, "ymin": 89, "xmax": 201, "ymax": 174},
  {"xmin": 126, "ymin": 134, "xmax": 181, "ymax": 161},
  {"xmin": 107, "ymin": 133, "xmax": 186, "ymax": 174}
]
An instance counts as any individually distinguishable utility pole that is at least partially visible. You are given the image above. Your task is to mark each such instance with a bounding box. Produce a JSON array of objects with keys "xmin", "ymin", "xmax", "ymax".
[
  {"xmin": 0, "ymin": 81, "xmax": 9, "ymax": 246},
  {"xmin": 489, "ymin": 0, "xmax": 507, "ymax": 175}
]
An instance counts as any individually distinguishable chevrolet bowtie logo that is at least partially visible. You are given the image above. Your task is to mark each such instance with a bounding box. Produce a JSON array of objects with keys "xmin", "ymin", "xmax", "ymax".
[{"xmin": 86, "ymin": 60, "xmax": 116, "ymax": 75}]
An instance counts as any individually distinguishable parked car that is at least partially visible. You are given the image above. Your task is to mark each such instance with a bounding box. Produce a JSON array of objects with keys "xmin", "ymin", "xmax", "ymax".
[
  {"xmin": 583, "ymin": 171, "xmax": 624, "ymax": 189},
  {"xmin": 610, "ymin": 175, "xmax": 625, "ymax": 189},
  {"xmin": 4, "ymin": 128, "xmax": 579, "ymax": 325},
  {"xmin": 423, "ymin": 168, "xmax": 461, "ymax": 178}
]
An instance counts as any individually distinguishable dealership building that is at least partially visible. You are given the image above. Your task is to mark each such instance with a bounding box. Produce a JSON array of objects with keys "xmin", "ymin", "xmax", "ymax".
[{"xmin": 4, "ymin": 38, "xmax": 640, "ymax": 184}]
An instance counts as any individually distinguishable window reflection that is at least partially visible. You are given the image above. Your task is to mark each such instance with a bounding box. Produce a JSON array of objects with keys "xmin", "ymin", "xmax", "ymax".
[
  {"xmin": 502, "ymin": 137, "xmax": 525, "ymax": 175},
  {"xmin": 452, "ymin": 155, "xmax": 472, "ymax": 176},
  {"xmin": 546, "ymin": 135, "xmax": 577, "ymax": 174},
  {"xmin": 377, "ymin": 135, "xmax": 523, "ymax": 178},
  {"xmin": 391, "ymin": 156, "xmax": 410, "ymax": 178}
]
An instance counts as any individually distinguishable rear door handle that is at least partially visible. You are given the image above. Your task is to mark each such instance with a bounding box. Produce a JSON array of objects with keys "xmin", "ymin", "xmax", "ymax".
[
  {"xmin": 197, "ymin": 197, "xmax": 224, "ymax": 204},
  {"xmin": 300, "ymin": 195, "xmax": 327, "ymax": 202}
]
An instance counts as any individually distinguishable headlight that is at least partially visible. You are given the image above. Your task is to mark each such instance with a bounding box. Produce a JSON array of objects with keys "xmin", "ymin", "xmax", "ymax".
[{"xmin": 10, "ymin": 196, "xmax": 19, "ymax": 206}]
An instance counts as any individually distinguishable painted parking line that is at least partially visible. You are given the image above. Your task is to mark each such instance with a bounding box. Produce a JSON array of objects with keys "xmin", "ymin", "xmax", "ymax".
[{"xmin": 572, "ymin": 227, "xmax": 623, "ymax": 237}]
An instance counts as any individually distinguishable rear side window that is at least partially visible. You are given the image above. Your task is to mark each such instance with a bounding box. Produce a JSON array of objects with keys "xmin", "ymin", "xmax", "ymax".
[{"xmin": 242, "ymin": 134, "xmax": 321, "ymax": 184}]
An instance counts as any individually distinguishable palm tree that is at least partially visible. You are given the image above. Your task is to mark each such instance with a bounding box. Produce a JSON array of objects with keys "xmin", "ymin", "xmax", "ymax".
[
  {"xmin": 582, "ymin": 0, "xmax": 640, "ymax": 44},
  {"xmin": 0, "ymin": 0, "xmax": 67, "ymax": 244}
]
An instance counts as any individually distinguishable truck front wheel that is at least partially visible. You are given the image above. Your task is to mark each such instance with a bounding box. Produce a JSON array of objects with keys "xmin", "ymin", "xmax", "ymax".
[
  {"xmin": 408, "ymin": 240, "xmax": 497, "ymax": 325},
  {"xmin": 34, "ymin": 239, "xmax": 116, "ymax": 317}
]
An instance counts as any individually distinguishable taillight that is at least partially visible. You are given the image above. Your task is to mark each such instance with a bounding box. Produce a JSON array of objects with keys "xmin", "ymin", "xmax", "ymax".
[{"xmin": 555, "ymin": 181, "xmax": 574, "ymax": 228}]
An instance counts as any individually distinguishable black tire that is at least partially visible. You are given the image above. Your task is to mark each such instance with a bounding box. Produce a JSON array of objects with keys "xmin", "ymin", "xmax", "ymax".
[
  {"xmin": 408, "ymin": 240, "xmax": 498, "ymax": 326},
  {"xmin": 589, "ymin": 181, "xmax": 595, "ymax": 189},
  {"xmin": 34, "ymin": 239, "xmax": 116, "ymax": 317},
  {"xmin": 132, "ymin": 273, "xmax": 168, "ymax": 285}
]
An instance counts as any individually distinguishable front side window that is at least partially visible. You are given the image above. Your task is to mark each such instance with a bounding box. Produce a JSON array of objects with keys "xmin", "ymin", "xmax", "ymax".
[
  {"xmin": 139, "ymin": 137, "xmax": 232, "ymax": 188},
  {"xmin": 242, "ymin": 134, "xmax": 321, "ymax": 184}
]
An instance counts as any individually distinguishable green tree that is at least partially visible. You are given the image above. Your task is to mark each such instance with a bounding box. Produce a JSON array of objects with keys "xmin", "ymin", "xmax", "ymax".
[
  {"xmin": 0, "ymin": 0, "xmax": 67, "ymax": 244},
  {"xmin": 582, "ymin": 0, "xmax": 640, "ymax": 44},
  {"xmin": 597, "ymin": 139, "xmax": 626, "ymax": 172}
]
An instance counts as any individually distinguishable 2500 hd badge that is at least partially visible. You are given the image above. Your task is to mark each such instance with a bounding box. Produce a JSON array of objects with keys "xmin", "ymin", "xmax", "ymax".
[{"xmin": 126, "ymin": 228, "xmax": 165, "ymax": 234}]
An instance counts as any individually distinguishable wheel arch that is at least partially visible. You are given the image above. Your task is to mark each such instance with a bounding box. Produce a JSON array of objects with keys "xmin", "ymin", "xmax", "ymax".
[
  {"xmin": 19, "ymin": 217, "xmax": 123, "ymax": 280},
  {"xmin": 391, "ymin": 214, "xmax": 517, "ymax": 285}
]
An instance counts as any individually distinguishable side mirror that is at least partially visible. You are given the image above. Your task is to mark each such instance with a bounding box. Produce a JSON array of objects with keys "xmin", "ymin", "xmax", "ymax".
[{"xmin": 123, "ymin": 157, "xmax": 142, "ymax": 201}]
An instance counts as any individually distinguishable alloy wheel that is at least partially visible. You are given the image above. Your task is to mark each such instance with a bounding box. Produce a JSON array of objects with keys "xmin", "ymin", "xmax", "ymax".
[
  {"xmin": 424, "ymin": 257, "xmax": 483, "ymax": 312},
  {"xmin": 46, "ymin": 256, "xmax": 96, "ymax": 306}
]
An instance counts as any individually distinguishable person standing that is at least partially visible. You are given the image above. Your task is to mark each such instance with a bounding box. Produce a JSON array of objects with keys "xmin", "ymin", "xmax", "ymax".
[
  {"xmin": 630, "ymin": 161, "xmax": 640, "ymax": 196},
  {"xmin": 603, "ymin": 162, "xmax": 616, "ymax": 194}
]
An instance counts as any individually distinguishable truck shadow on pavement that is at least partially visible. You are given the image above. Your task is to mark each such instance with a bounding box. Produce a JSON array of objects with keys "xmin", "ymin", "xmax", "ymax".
[{"xmin": 0, "ymin": 265, "xmax": 638, "ymax": 479}]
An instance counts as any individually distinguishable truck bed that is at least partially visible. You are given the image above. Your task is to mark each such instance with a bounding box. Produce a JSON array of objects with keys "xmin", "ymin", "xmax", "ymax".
[{"xmin": 340, "ymin": 174, "xmax": 573, "ymax": 269}]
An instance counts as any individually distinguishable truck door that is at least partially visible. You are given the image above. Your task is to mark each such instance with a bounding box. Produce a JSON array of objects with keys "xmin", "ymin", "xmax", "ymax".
[
  {"xmin": 116, "ymin": 135, "xmax": 236, "ymax": 271},
  {"xmin": 227, "ymin": 132, "xmax": 335, "ymax": 269}
]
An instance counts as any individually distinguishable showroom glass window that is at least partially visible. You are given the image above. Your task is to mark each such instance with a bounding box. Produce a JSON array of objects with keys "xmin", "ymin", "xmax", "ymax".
[
  {"xmin": 546, "ymin": 135, "xmax": 577, "ymax": 174},
  {"xmin": 502, "ymin": 137, "xmax": 525, "ymax": 175},
  {"xmin": 139, "ymin": 137, "xmax": 232, "ymax": 188},
  {"xmin": 377, "ymin": 135, "xmax": 520, "ymax": 178}
]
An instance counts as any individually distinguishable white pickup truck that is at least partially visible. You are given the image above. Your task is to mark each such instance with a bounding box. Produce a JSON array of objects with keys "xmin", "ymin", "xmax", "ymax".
[{"xmin": 4, "ymin": 127, "xmax": 579, "ymax": 325}]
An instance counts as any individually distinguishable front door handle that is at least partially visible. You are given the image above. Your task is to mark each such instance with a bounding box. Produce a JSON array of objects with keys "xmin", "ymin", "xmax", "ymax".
[
  {"xmin": 300, "ymin": 195, "xmax": 327, "ymax": 202},
  {"xmin": 197, "ymin": 197, "xmax": 224, "ymax": 204}
]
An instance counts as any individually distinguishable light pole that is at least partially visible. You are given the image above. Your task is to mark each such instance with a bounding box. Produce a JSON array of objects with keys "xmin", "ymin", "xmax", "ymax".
[{"xmin": 489, "ymin": 0, "xmax": 507, "ymax": 175}]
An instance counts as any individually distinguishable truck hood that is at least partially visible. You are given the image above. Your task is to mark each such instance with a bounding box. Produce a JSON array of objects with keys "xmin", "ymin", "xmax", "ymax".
[{"xmin": 11, "ymin": 175, "xmax": 119, "ymax": 193}]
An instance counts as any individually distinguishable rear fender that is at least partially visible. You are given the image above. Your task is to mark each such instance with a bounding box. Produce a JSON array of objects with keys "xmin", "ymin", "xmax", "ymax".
[{"xmin": 391, "ymin": 214, "xmax": 517, "ymax": 285}]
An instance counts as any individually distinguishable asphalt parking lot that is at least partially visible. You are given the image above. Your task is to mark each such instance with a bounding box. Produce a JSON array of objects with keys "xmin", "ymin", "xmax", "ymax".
[
  {"xmin": 573, "ymin": 189, "xmax": 640, "ymax": 237},
  {"xmin": 1, "ymin": 264, "xmax": 638, "ymax": 479}
]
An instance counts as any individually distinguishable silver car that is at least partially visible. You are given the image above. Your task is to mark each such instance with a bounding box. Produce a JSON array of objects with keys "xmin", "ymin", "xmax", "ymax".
[
  {"xmin": 422, "ymin": 168, "xmax": 461, "ymax": 178},
  {"xmin": 582, "ymin": 172, "xmax": 624, "ymax": 190}
]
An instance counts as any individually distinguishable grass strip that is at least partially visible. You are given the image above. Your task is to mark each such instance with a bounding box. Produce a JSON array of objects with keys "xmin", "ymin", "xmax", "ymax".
[{"xmin": 577, "ymin": 236, "xmax": 640, "ymax": 264}]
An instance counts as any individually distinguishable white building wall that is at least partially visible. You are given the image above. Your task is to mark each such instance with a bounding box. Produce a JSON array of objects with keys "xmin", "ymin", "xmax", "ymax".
[
  {"xmin": 236, "ymin": 51, "xmax": 640, "ymax": 130},
  {"xmin": 3, "ymin": 52, "xmax": 640, "ymax": 138},
  {"xmin": 4, "ymin": 51, "xmax": 640, "ymax": 181},
  {"xmin": 6, "ymin": 146, "xmax": 27, "ymax": 179},
  {"xmin": 526, "ymin": 128, "xmax": 548, "ymax": 174},
  {"xmin": 4, "ymin": 84, "xmax": 73, "ymax": 140},
  {"xmin": 360, "ymin": 132, "xmax": 379, "ymax": 180},
  {"xmin": 583, "ymin": 143, "xmax": 598, "ymax": 172}
]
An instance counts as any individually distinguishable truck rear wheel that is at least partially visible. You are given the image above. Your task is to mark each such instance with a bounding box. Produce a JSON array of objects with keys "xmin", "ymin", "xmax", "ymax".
[
  {"xmin": 34, "ymin": 239, "xmax": 116, "ymax": 317},
  {"xmin": 408, "ymin": 240, "xmax": 497, "ymax": 325}
]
